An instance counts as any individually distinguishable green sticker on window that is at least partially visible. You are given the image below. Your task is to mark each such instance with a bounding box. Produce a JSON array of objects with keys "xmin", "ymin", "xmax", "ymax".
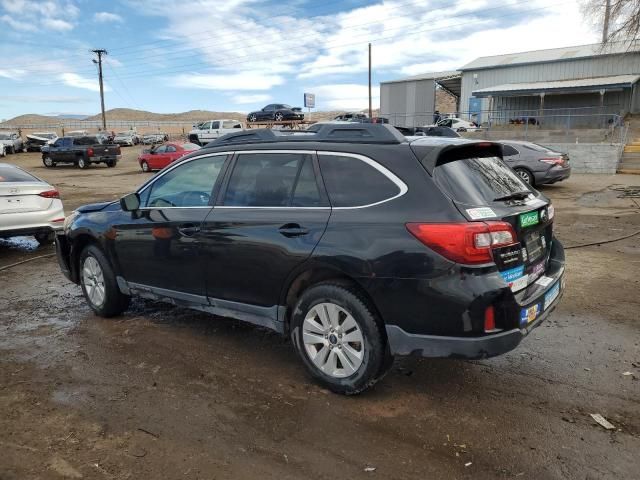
[{"xmin": 520, "ymin": 210, "xmax": 539, "ymax": 228}]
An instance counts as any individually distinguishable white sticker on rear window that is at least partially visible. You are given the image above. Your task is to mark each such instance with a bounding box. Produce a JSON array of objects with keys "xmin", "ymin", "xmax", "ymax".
[
  {"xmin": 535, "ymin": 276, "xmax": 554, "ymax": 287},
  {"xmin": 466, "ymin": 207, "xmax": 496, "ymax": 219}
]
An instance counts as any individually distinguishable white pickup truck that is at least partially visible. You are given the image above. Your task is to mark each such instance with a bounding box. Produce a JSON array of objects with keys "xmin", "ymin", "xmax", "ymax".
[{"xmin": 188, "ymin": 119, "xmax": 243, "ymax": 145}]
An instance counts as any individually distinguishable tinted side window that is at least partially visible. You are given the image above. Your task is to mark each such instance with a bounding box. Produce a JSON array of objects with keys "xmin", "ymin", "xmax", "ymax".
[
  {"xmin": 502, "ymin": 145, "xmax": 519, "ymax": 157},
  {"xmin": 291, "ymin": 158, "xmax": 323, "ymax": 207},
  {"xmin": 145, "ymin": 156, "xmax": 225, "ymax": 208},
  {"xmin": 318, "ymin": 154, "xmax": 400, "ymax": 207},
  {"xmin": 223, "ymin": 153, "xmax": 308, "ymax": 207},
  {"xmin": 211, "ymin": 121, "xmax": 220, "ymax": 129},
  {"xmin": 166, "ymin": 145, "xmax": 177, "ymax": 153}
]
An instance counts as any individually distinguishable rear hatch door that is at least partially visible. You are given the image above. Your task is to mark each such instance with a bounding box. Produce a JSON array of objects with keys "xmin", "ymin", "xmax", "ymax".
[{"xmin": 432, "ymin": 153, "xmax": 553, "ymax": 290}]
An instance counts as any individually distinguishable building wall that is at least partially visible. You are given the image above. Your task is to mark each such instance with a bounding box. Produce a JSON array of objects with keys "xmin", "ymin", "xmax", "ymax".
[
  {"xmin": 380, "ymin": 79, "xmax": 436, "ymax": 126},
  {"xmin": 545, "ymin": 143, "xmax": 621, "ymax": 174},
  {"xmin": 460, "ymin": 52, "xmax": 640, "ymax": 118}
]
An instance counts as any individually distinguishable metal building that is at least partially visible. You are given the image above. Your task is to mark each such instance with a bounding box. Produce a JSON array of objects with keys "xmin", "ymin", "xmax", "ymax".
[{"xmin": 380, "ymin": 42, "xmax": 640, "ymax": 127}]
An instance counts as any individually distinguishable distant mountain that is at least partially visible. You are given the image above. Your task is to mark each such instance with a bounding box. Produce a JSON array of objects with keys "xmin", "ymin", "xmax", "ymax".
[{"xmin": 54, "ymin": 114, "xmax": 89, "ymax": 120}]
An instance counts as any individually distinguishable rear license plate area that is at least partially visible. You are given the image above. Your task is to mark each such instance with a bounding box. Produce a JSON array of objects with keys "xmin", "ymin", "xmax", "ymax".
[{"xmin": 524, "ymin": 231, "xmax": 545, "ymax": 263}]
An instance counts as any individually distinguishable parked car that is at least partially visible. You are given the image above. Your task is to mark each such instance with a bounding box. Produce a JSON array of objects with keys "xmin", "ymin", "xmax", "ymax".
[
  {"xmin": 396, "ymin": 126, "xmax": 460, "ymax": 138},
  {"xmin": 0, "ymin": 163, "xmax": 64, "ymax": 245},
  {"xmin": 247, "ymin": 104, "xmax": 304, "ymax": 122},
  {"xmin": 137, "ymin": 142, "xmax": 201, "ymax": 172},
  {"xmin": 499, "ymin": 140, "xmax": 571, "ymax": 186},
  {"xmin": 113, "ymin": 131, "xmax": 140, "ymax": 146},
  {"xmin": 0, "ymin": 132, "xmax": 25, "ymax": 154},
  {"xmin": 66, "ymin": 130, "xmax": 89, "ymax": 137},
  {"xmin": 433, "ymin": 117, "xmax": 480, "ymax": 132},
  {"xmin": 55, "ymin": 124, "xmax": 565, "ymax": 395},
  {"xmin": 41, "ymin": 136, "xmax": 121, "ymax": 169},
  {"xmin": 95, "ymin": 132, "xmax": 114, "ymax": 144},
  {"xmin": 333, "ymin": 113, "xmax": 368, "ymax": 122},
  {"xmin": 188, "ymin": 120, "xmax": 242, "ymax": 145},
  {"xmin": 142, "ymin": 132, "xmax": 169, "ymax": 145},
  {"xmin": 25, "ymin": 132, "xmax": 58, "ymax": 152}
]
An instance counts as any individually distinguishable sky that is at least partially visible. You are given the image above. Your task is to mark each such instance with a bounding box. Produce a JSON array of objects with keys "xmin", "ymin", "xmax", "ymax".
[{"xmin": 0, "ymin": 0, "xmax": 600, "ymax": 119}]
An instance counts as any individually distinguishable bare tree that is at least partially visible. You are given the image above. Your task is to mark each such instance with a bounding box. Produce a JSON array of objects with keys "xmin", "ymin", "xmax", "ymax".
[{"xmin": 581, "ymin": 0, "xmax": 640, "ymax": 45}]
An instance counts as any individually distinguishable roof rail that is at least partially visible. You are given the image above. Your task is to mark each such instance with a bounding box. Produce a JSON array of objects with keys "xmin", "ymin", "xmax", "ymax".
[{"xmin": 204, "ymin": 123, "xmax": 405, "ymax": 147}]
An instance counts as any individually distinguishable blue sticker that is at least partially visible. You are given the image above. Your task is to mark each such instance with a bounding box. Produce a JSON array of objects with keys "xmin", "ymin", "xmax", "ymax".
[
  {"xmin": 500, "ymin": 265, "xmax": 525, "ymax": 283},
  {"xmin": 520, "ymin": 304, "xmax": 540, "ymax": 326}
]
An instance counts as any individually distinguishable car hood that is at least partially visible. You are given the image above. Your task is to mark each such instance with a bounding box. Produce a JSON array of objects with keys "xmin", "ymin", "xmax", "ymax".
[{"xmin": 76, "ymin": 201, "xmax": 116, "ymax": 213}]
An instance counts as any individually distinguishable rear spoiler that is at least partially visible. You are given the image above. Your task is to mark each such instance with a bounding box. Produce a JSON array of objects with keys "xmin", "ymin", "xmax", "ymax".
[{"xmin": 411, "ymin": 141, "xmax": 503, "ymax": 174}]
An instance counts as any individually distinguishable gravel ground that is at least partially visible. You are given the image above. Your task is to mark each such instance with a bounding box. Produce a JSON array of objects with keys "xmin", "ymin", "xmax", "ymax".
[{"xmin": 1, "ymin": 149, "xmax": 639, "ymax": 479}]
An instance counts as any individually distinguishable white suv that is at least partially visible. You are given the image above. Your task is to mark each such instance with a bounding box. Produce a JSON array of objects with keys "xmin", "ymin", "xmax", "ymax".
[{"xmin": 188, "ymin": 119, "xmax": 243, "ymax": 145}]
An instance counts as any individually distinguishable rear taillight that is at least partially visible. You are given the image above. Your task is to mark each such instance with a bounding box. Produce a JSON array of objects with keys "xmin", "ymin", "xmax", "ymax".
[
  {"xmin": 38, "ymin": 189, "xmax": 60, "ymax": 199},
  {"xmin": 116, "ymin": 146, "xmax": 121, "ymax": 155},
  {"xmin": 87, "ymin": 147, "xmax": 94, "ymax": 157},
  {"xmin": 406, "ymin": 221, "xmax": 517, "ymax": 265},
  {"xmin": 539, "ymin": 157, "xmax": 564, "ymax": 165}
]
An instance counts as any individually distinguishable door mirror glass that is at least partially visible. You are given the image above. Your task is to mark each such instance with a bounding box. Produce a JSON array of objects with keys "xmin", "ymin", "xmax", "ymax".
[{"xmin": 121, "ymin": 192, "xmax": 140, "ymax": 211}]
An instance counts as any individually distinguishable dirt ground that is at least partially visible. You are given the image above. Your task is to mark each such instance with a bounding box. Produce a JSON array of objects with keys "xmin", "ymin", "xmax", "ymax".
[{"xmin": 1, "ymin": 149, "xmax": 639, "ymax": 479}]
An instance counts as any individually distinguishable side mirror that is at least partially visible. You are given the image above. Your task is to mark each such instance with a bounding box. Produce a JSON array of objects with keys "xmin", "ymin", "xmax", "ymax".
[{"xmin": 120, "ymin": 192, "xmax": 140, "ymax": 211}]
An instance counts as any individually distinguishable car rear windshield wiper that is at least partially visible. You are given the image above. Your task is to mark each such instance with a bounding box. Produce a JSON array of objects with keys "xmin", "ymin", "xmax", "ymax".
[{"xmin": 493, "ymin": 191, "xmax": 531, "ymax": 202}]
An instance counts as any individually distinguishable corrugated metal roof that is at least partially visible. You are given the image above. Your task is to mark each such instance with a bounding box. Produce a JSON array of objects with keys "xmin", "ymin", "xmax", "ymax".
[
  {"xmin": 381, "ymin": 70, "xmax": 461, "ymax": 85},
  {"xmin": 472, "ymin": 74, "xmax": 640, "ymax": 97},
  {"xmin": 460, "ymin": 41, "xmax": 640, "ymax": 71}
]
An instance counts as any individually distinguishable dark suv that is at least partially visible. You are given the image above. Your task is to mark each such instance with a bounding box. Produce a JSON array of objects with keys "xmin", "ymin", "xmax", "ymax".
[{"xmin": 55, "ymin": 124, "xmax": 565, "ymax": 394}]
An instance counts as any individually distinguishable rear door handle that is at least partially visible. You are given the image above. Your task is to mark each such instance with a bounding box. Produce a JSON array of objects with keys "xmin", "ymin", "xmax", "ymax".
[
  {"xmin": 178, "ymin": 224, "xmax": 201, "ymax": 237},
  {"xmin": 279, "ymin": 223, "xmax": 309, "ymax": 238}
]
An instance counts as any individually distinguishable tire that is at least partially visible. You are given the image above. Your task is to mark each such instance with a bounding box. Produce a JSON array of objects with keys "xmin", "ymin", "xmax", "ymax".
[
  {"xmin": 8, "ymin": 146, "xmax": 15, "ymax": 154},
  {"xmin": 42, "ymin": 156, "xmax": 55, "ymax": 168},
  {"xmin": 141, "ymin": 160, "xmax": 150, "ymax": 172},
  {"xmin": 34, "ymin": 231, "xmax": 55, "ymax": 246},
  {"xmin": 515, "ymin": 168, "xmax": 534, "ymax": 186},
  {"xmin": 274, "ymin": 112, "xmax": 284, "ymax": 121},
  {"xmin": 248, "ymin": 114, "xmax": 257, "ymax": 122},
  {"xmin": 106, "ymin": 160, "xmax": 116, "ymax": 168},
  {"xmin": 79, "ymin": 245, "xmax": 130, "ymax": 317},
  {"xmin": 291, "ymin": 283, "xmax": 390, "ymax": 395},
  {"xmin": 77, "ymin": 157, "xmax": 89, "ymax": 169}
]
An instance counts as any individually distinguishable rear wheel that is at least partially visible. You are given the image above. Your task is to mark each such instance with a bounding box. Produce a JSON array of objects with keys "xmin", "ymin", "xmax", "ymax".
[
  {"xmin": 106, "ymin": 160, "xmax": 116, "ymax": 168},
  {"xmin": 34, "ymin": 231, "xmax": 55, "ymax": 246},
  {"xmin": 79, "ymin": 245, "xmax": 130, "ymax": 317},
  {"xmin": 515, "ymin": 167, "xmax": 534, "ymax": 186},
  {"xmin": 77, "ymin": 157, "xmax": 89, "ymax": 169},
  {"xmin": 291, "ymin": 283, "xmax": 390, "ymax": 395}
]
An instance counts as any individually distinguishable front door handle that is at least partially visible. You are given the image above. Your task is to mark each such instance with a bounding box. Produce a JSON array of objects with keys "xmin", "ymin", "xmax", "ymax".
[
  {"xmin": 178, "ymin": 224, "xmax": 200, "ymax": 237},
  {"xmin": 279, "ymin": 223, "xmax": 309, "ymax": 238}
]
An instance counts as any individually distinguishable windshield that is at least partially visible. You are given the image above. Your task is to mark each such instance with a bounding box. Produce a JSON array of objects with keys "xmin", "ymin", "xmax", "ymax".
[{"xmin": 435, "ymin": 156, "xmax": 531, "ymax": 206}]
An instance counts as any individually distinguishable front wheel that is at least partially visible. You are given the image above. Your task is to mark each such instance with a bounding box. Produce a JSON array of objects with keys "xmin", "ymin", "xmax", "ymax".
[
  {"xmin": 291, "ymin": 283, "xmax": 390, "ymax": 395},
  {"xmin": 274, "ymin": 112, "xmax": 284, "ymax": 121},
  {"xmin": 140, "ymin": 160, "xmax": 150, "ymax": 172},
  {"xmin": 248, "ymin": 114, "xmax": 257, "ymax": 122},
  {"xmin": 515, "ymin": 168, "xmax": 534, "ymax": 186},
  {"xmin": 42, "ymin": 156, "xmax": 55, "ymax": 168},
  {"xmin": 79, "ymin": 245, "xmax": 130, "ymax": 317}
]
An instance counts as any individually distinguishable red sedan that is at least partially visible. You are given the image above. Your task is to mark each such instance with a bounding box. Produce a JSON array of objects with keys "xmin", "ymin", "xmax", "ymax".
[{"xmin": 138, "ymin": 142, "xmax": 201, "ymax": 172}]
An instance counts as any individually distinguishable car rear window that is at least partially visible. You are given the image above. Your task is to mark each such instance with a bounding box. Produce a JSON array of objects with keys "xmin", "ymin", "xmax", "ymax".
[
  {"xmin": 74, "ymin": 136, "xmax": 99, "ymax": 145},
  {"xmin": 0, "ymin": 166, "xmax": 38, "ymax": 182},
  {"xmin": 318, "ymin": 154, "xmax": 400, "ymax": 207},
  {"xmin": 434, "ymin": 156, "xmax": 530, "ymax": 205},
  {"xmin": 181, "ymin": 143, "xmax": 200, "ymax": 150}
]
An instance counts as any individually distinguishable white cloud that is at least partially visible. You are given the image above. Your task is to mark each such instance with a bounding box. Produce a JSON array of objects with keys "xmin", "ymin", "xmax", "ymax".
[
  {"xmin": 172, "ymin": 73, "xmax": 284, "ymax": 91},
  {"xmin": 0, "ymin": 0, "xmax": 79, "ymax": 32},
  {"xmin": 232, "ymin": 94, "xmax": 271, "ymax": 104},
  {"xmin": 0, "ymin": 68, "xmax": 27, "ymax": 80},
  {"xmin": 0, "ymin": 95, "xmax": 90, "ymax": 104},
  {"xmin": 59, "ymin": 73, "xmax": 111, "ymax": 92},
  {"xmin": 309, "ymin": 84, "xmax": 380, "ymax": 110},
  {"xmin": 94, "ymin": 11, "xmax": 123, "ymax": 23}
]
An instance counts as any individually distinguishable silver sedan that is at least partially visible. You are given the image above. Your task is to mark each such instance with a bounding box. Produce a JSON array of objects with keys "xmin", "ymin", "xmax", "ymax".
[{"xmin": 0, "ymin": 163, "xmax": 65, "ymax": 245}]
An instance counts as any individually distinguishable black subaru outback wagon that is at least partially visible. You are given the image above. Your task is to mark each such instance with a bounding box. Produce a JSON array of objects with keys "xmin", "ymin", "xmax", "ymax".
[{"xmin": 56, "ymin": 124, "xmax": 565, "ymax": 394}]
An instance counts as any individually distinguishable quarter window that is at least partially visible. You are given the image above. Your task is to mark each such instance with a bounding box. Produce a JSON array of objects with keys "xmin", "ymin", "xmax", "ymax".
[
  {"xmin": 145, "ymin": 156, "xmax": 225, "ymax": 208},
  {"xmin": 223, "ymin": 153, "xmax": 321, "ymax": 207},
  {"xmin": 318, "ymin": 154, "xmax": 401, "ymax": 207},
  {"xmin": 502, "ymin": 145, "xmax": 519, "ymax": 157}
]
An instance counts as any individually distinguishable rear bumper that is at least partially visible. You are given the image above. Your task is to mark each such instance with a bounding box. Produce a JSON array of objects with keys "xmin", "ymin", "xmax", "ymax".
[
  {"xmin": 91, "ymin": 154, "xmax": 120, "ymax": 163},
  {"xmin": 0, "ymin": 204, "xmax": 65, "ymax": 237},
  {"xmin": 55, "ymin": 233, "xmax": 74, "ymax": 282},
  {"xmin": 537, "ymin": 165, "xmax": 571, "ymax": 184}
]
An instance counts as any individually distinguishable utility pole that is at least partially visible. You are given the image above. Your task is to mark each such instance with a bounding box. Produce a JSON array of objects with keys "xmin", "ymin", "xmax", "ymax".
[
  {"xmin": 368, "ymin": 43, "xmax": 372, "ymax": 119},
  {"xmin": 602, "ymin": 0, "xmax": 611, "ymax": 43},
  {"xmin": 91, "ymin": 49, "xmax": 108, "ymax": 131}
]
